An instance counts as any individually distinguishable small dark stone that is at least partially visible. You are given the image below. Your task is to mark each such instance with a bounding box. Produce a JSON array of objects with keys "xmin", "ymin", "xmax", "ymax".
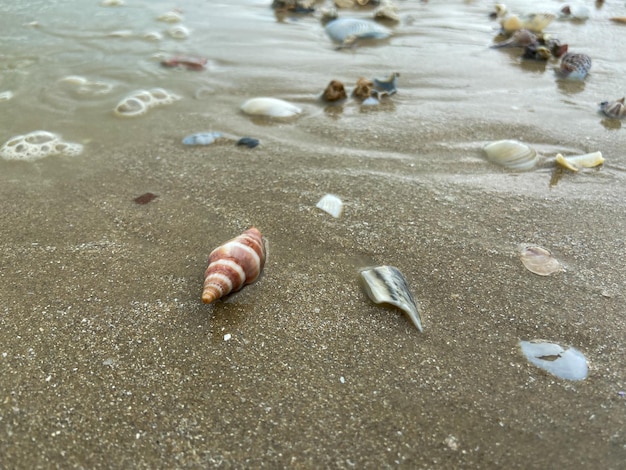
[
  {"xmin": 236, "ymin": 137, "xmax": 260, "ymax": 149},
  {"xmin": 133, "ymin": 192, "xmax": 158, "ymax": 205}
]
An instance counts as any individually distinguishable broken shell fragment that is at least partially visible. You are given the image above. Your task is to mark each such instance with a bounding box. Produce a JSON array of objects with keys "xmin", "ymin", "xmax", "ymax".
[
  {"xmin": 316, "ymin": 194, "xmax": 344, "ymax": 218},
  {"xmin": 359, "ymin": 265, "xmax": 423, "ymax": 332},
  {"xmin": 182, "ymin": 132, "xmax": 223, "ymax": 146},
  {"xmin": 374, "ymin": 1, "xmax": 400, "ymax": 22},
  {"xmin": 240, "ymin": 97, "xmax": 302, "ymax": 118},
  {"xmin": 202, "ymin": 227, "xmax": 267, "ymax": 304},
  {"xmin": 599, "ymin": 97, "xmax": 626, "ymax": 119},
  {"xmin": 373, "ymin": 72, "xmax": 399, "ymax": 96},
  {"xmin": 483, "ymin": 140, "xmax": 539, "ymax": 171},
  {"xmin": 555, "ymin": 151, "xmax": 604, "ymax": 172},
  {"xmin": 520, "ymin": 340, "xmax": 588, "ymax": 381},
  {"xmin": 519, "ymin": 245, "xmax": 564, "ymax": 276}
]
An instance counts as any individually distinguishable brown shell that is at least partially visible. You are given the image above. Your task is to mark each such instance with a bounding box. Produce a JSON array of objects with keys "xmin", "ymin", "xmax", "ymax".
[
  {"xmin": 353, "ymin": 77, "xmax": 374, "ymax": 100},
  {"xmin": 322, "ymin": 80, "xmax": 347, "ymax": 102},
  {"xmin": 202, "ymin": 227, "xmax": 267, "ymax": 304}
]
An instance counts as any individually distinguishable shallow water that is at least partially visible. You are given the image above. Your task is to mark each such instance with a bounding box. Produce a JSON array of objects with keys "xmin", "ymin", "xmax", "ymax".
[{"xmin": 1, "ymin": 1, "xmax": 626, "ymax": 468}]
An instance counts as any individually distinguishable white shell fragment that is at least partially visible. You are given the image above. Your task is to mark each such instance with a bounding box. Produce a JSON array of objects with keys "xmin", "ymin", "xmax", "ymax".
[
  {"xmin": 157, "ymin": 11, "xmax": 183, "ymax": 23},
  {"xmin": 359, "ymin": 265, "xmax": 423, "ymax": 332},
  {"xmin": 519, "ymin": 245, "xmax": 564, "ymax": 276},
  {"xmin": 316, "ymin": 194, "xmax": 344, "ymax": 218},
  {"xmin": 0, "ymin": 90, "xmax": 14, "ymax": 102},
  {"xmin": 325, "ymin": 18, "xmax": 391, "ymax": 45},
  {"xmin": 240, "ymin": 97, "xmax": 302, "ymax": 118},
  {"xmin": 520, "ymin": 340, "xmax": 588, "ymax": 381},
  {"xmin": 555, "ymin": 151, "xmax": 604, "ymax": 172},
  {"xmin": 168, "ymin": 25, "xmax": 190, "ymax": 39},
  {"xmin": 0, "ymin": 130, "xmax": 83, "ymax": 161},
  {"xmin": 114, "ymin": 88, "xmax": 180, "ymax": 117},
  {"xmin": 483, "ymin": 139, "xmax": 539, "ymax": 171},
  {"xmin": 182, "ymin": 132, "xmax": 223, "ymax": 146}
]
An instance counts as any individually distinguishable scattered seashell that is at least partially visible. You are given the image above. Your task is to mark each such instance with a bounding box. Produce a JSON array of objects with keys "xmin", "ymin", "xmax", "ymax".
[
  {"xmin": 161, "ymin": 56, "xmax": 207, "ymax": 70},
  {"xmin": 0, "ymin": 131, "xmax": 83, "ymax": 161},
  {"xmin": 500, "ymin": 13, "xmax": 554, "ymax": 34},
  {"xmin": 108, "ymin": 30, "xmax": 133, "ymax": 38},
  {"xmin": 182, "ymin": 132, "xmax": 223, "ymax": 146},
  {"xmin": 359, "ymin": 265, "xmax": 423, "ymax": 332},
  {"xmin": 599, "ymin": 97, "xmax": 626, "ymax": 119},
  {"xmin": 558, "ymin": 4, "xmax": 590, "ymax": 20},
  {"xmin": 0, "ymin": 90, "xmax": 14, "ymax": 102},
  {"xmin": 236, "ymin": 137, "xmax": 260, "ymax": 148},
  {"xmin": 322, "ymin": 80, "xmax": 347, "ymax": 102},
  {"xmin": 240, "ymin": 97, "xmax": 302, "ymax": 118},
  {"xmin": 491, "ymin": 28, "xmax": 538, "ymax": 48},
  {"xmin": 157, "ymin": 11, "xmax": 183, "ymax": 23},
  {"xmin": 325, "ymin": 18, "xmax": 391, "ymax": 45},
  {"xmin": 555, "ymin": 151, "xmax": 604, "ymax": 172},
  {"xmin": 556, "ymin": 52, "xmax": 591, "ymax": 80},
  {"xmin": 168, "ymin": 25, "xmax": 190, "ymax": 39},
  {"xmin": 101, "ymin": 0, "xmax": 124, "ymax": 6},
  {"xmin": 202, "ymin": 227, "xmax": 267, "ymax": 304},
  {"xmin": 373, "ymin": 72, "xmax": 399, "ymax": 96},
  {"xmin": 483, "ymin": 140, "xmax": 539, "ymax": 171},
  {"xmin": 610, "ymin": 17, "xmax": 626, "ymax": 24},
  {"xmin": 273, "ymin": 0, "xmax": 316, "ymax": 12},
  {"xmin": 374, "ymin": 1, "xmax": 400, "ymax": 22},
  {"xmin": 520, "ymin": 340, "xmax": 588, "ymax": 381},
  {"xmin": 519, "ymin": 245, "xmax": 563, "ymax": 276},
  {"xmin": 143, "ymin": 31, "xmax": 163, "ymax": 41},
  {"xmin": 522, "ymin": 44, "xmax": 551, "ymax": 60},
  {"xmin": 114, "ymin": 88, "xmax": 180, "ymax": 117},
  {"xmin": 316, "ymin": 194, "xmax": 344, "ymax": 218},
  {"xmin": 334, "ymin": 0, "xmax": 355, "ymax": 7},
  {"xmin": 133, "ymin": 192, "xmax": 158, "ymax": 205},
  {"xmin": 353, "ymin": 77, "xmax": 374, "ymax": 100}
]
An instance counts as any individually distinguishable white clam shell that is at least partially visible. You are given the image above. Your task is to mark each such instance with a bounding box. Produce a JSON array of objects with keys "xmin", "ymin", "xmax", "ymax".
[
  {"xmin": 325, "ymin": 18, "xmax": 391, "ymax": 44},
  {"xmin": 240, "ymin": 97, "xmax": 302, "ymax": 118},
  {"xmin": 483, "ymin": 139, "xmax": 538, "ymax": 171},
  {"xmin": 359, "ymin": 265, "xmax": 423, "ymax": 332},
  {"xmin": 316, "ymin": 194, "xmax": 344, "ymax": 218},
  {"xmin": 555, "ymin": 151, "xmax": 604, "ymax": 172},
  {"xmin": 520, "ymin": 340, "xmax": 588, "ymax": 381}
]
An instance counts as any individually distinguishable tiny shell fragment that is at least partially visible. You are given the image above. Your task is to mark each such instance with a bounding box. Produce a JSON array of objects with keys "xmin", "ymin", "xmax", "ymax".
[
  {"xmin": 316, "ymin": 194, "xmax": 344, "ymax": 218},
  {"xmin": 134, "ymin": 192, "xmax": 158, "ymax": 204},
  {"xmin": 519, "ymin": 245, "xmax": 563, "ymax": 276},
  {"xmin": 555, "ymin": 151, "xmax": 604, "ymax": 172}
]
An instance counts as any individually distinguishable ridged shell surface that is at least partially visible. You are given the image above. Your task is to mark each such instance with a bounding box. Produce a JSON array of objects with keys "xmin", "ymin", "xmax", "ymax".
[
  {"xmin": 240, "ymin": 97, "xmax": 301, "ymax": 118},
  {"xmin": 325, "ymin": 18, "xmax": 391, "ymax": 44},
  {"xmin": 202, "ymin": 227, "xmax": 267, "ymax": 304},
  {"xmin": 483, "ymin": 140, "xmax": 538, "ymax": 171},
  {"xmin": 359, "ymin": 265, "xmax": 423, "ymax": 332},
  {"xmin": 600, "ymin": 97, "xmax": 626, "ymax": 119},
  {"xmin": 556, "ymin": 52, "xmax": 591, "ymax": 80}
]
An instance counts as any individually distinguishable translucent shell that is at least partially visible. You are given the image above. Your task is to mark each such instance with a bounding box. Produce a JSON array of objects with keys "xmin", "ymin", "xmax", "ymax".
[
  {"xmin": 182, "ymin": 132, "xmax": 223, "ymax": 146},
  {"xmin": 599, "ymin": 97, "xmax": 626, "ymax": 119},
  {"xmin": 483, "ymin": 140, "xmax": 538, "ymax": 171},
  {"xmin": 240, "ymin": 97, "xmax": 301, "ymax": 118},
  {"xmin": 555, "ymin": 151, "xmax": 604, "ymax": 172},
  {"xmin": 202, "ymin": 227, "xmax": 267, "ymax": 304},
  {"xmin": 359, "ymin": 265, "xmax": 423, "ymax": 332},
  {"xmin": 520, "ymin": 340, "xmax": 588, "ymax": 381},
  {"xmin": 325, "ymin": 18, "xmax": 391, "ymax": 45},
  {"xmin": 500, "ymin": 13, "xmax": 554, "ymax": 34},
  {"xmin": 519, "ymin": 245, "xmax": 564, "ymax": 276}
]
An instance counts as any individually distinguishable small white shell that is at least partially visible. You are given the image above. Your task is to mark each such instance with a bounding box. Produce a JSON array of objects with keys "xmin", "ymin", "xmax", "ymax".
[
  {"xmin": 240, "ymin": 97, "xmax": 301, "ymax": 118},
  {"xmin": 325, "ymin": 18, "xmax": 391, "ymax": 44},
  {"xmin": 373, "ymin": 1, "xmax": 400, "ymax": 22},
  {"xmin": 360, "ymin": 265, "xmax": 423, "ymax": 332},
  {"xmin": 316, "ymin": 194, "xmax": 344, "ymax": 218},
  {"xmin": 600, "ymin": 97, "xmax": 626, "ymax": 119},
  {"xmin": 520, "ymin": 340, "xmax": 588, "ymax": 381},
  {"xmin": 157, "ymin": 11, "xmax": 183, "ymax": 23},
  {"xmin": 168, "ymin": 25, "xmax": 190, "ymax": 39},
  {"xmin": 483, "ymin": 140, "xmax": 538, "ymax": 171},
  {"xmin": 0, "ymin": 90, "xmax": 14, "ymax": 102},
  {"xmin": 555, "ymin": 151, "xmax": 604, "ymax": 172}
]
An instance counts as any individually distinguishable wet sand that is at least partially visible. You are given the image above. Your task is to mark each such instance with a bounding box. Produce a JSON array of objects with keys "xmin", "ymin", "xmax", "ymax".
[
  {"xmin": 1, "ymin": 111, "xmax": 625, "ymax": 468},
  {"xmin": 2, "ymin": 0, "xmax": 626, "ymax": 468}
]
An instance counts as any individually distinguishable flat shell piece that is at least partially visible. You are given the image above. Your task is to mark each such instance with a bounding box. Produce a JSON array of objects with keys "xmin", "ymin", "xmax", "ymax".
[
  {"xmin": 316, "ymin": 194, "xmax": 344, "ymax": 218},
  {"xmin": 519, "ymin": 245, "xmax": 563, "ymax": 276},
  {"xmin": 240, "ymin": 97, "xmax": 301, "ymax": 118},
  {"xmin": 520, "ymin": 340, "xmax": 588, "ymax": 380},
  {"xmin": 182, "ymin": 132, "xmax": 222, "ymax": 146},
  {"xmin": 555, "ymin": 151, "xmax": 604, "ymax": 172},
  {"xmin": 325, "ymin": 18, "xmax": 391, "ymax": 44},
  {"xmin": 359, "ymin": 265, "xmax": 423, "ymax": 332}
]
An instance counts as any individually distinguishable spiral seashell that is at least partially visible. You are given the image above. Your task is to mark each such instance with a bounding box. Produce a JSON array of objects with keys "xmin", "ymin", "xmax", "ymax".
[
  {"xmin": 556, "ymin": 52, "xmax": 591, "ymax": 80},
  {"xmin": 483, "ymin": 140, "xmax": 538, "ymax": 171},
  {"xmin": 599, "ymin": 97, "xmax": 626, "ymax": 119},
  {"xmin": 202, "ymin": 227, "xmax": 267, "ymax": 304}
]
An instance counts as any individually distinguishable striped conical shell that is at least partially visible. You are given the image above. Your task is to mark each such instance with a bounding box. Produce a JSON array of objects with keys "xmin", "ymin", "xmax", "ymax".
[{"xmin": 202, "ymin": 227, "xmax": 266, "ymax": 304}]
